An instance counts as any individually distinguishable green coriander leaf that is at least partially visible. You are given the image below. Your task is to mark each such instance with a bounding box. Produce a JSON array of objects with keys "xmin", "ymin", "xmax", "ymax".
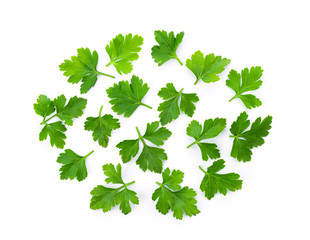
[
  {"xmin": 57, "ymin": 149, "xmax": 94, "ymax": 181},
  {"xmin": 84, "ymin": 106, "xmax": 120, "ymax": 147},
  {"xmin": 33, "ymin": 95, "xmax": 55, "ymax": 118},
  {"xmin": 186, "ymin": 118, "xmax": 226, "ymax": 161},
  {"xmin": 152, "ymin": 168, "xmax": 200, "ymax": 220},
  {"xmin": 230, "ymin": 112, "xmax": 272, "ymax": 162},
  {"xmin": 151, "ymin": 30, "xmax": 184, "ymax": 66},
  {"xmin": 186, "ymin": 50, "xmax": 231, "ymax": 85},
  {"xmin": 90, "ymin": 163, "xmax": 138, "ymax": 215},
  {"xmin": 106, "ymin": 75, "xmax": 152, "ymax": 117},
  {"xmin": 106, "ymin": 33, "xmax": 143, "ymax": 74},
  {"xmin": 158, "ymin": 83, "xmax": 199, "ymax": 125},
  {"xmin": 199, "ymin": 160, "xmax": 243, "ymax": 200},
  {"xmin": 116, "ymin": 122, "xmax": 171, "ymax": 173},
  {"xmin": 39, "ymin": 121, "xmax": 67, "ymax": 149},
  {"xmin": 59, "ymin": 47, "xmax": 115, "ymax": 94},
  {"xmin": 226, "ymin": 67, "xmax": 263, "ymax": 109},
  {"xmin": 53, "ymin": 95, "xmax": 87, "ymax": 126}
]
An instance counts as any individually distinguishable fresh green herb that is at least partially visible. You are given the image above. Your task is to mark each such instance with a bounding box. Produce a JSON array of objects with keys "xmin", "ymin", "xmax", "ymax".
[
  {"xmin": 106, "ymin": 75, "xmax": 152, "ymax": 117},
  {"xmin": 186, "ymin": 118, "xmax": 226, "ymax": 161},
  {"xmin": 90, "ymin": 163, "xmax": 139, "ymax": 215},
  {"xmin": 116, "ymin": 121, "xmax": 171, "ymax": 173},
  {"xmin": 199, "ymin": 160, "xmax": 243, "ymax": 200},
  {"xmin": 59, "ymin": 48, "xmax": 115, "ymax": 94},
  {"xmin": 106, "ymin": 33, "xmax": 143, "ymax": 74},
  {"xmin": 226, "ymin": 66, "xmax": 263, "ymax": 109},
  {"xmin": 151, "ymin": 30, "xmax": 184, "ymax": 66},
  {"xmin": 152, "ymin": 168, "xmax": 200, "ymax": 220},
  {"xmin": 230, "ymin": 111, "xmax": 272, "ymax": 162},
  {"xmin": 84, "ymin": 106, "xmax": 120, "ymax": 147},
  {"xmin": 186, "ymin": 50, "xmax": 230, "ymax": 85},
  {"xmin": 158, "ymin": 83, "xmax": 199, "ymax": 125},
  {"xmin": 57, "ymin": 149, "xmax": 94, "ymax": 181},
  {"xmin": 34, "ymin": 94, "xmax": 87, "ymax": 149}
]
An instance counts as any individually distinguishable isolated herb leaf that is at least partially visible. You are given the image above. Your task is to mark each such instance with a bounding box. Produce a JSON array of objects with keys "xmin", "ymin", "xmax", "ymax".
[
  {"xmin": 106, "ymin": 33, "xmax": 143, "ymax": 74},
  {"xmin": 199, "ymin": 160, "xmax": 243, "ymax": 200},
  {"xmin": 230, "ymin": 112, "xmax": 272, "ymax": 162},
  {"xmin": 186, "ymin": 50, "xmax": 230, "ymax": 85},
  {"xmin": 152, "ymin": 168, "xmax": 200, "ymax": 220},
  {"xmin": 151, "ymin": 30, "xmax": 184, "ymax": 66},
  {"xmin": 186, "ymin": 118, "xmax": 226, "ymax": 160},
  {"xmin": 106, "ymin": 75, "xmax": 152, "ymax": 117},
  {"xmin": 226, "ymin": 67, "xmax": 263, "ymax": 109},
  {"xmin": 59, "ymin": 48, "xmax": 115, "ymax": 94},
  {"xmin": 84, "ymin": 106, "xmax": 120, "ymax": 147},
  {"xmin": 90, "ymin": 163, "xmax": 138, "ymax": 215},
  {"xmin": 116, "ymin": 121, "xmax": 171, "ymax": 173},
  {"xmin": 39, "ymin": 121, "xmax": 67, "ymax": 149},
  {"xmin": 158, "ymin": 83, "xmax": 199, "ymax": 125},
  {"xmin": 57, "ymin": 149, "xmax": 94, "ymax": 181},
  {"xmin": 33, "ymin": 95, "xmax": 55, "ymax": 118}
]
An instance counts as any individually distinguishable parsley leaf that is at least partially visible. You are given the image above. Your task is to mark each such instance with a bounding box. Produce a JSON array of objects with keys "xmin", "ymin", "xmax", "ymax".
[
  {"xmin": 106, "ymin": 75, "xmax": 152, "ymax": 117},
  {"xmin": 158, "ymin": 83, "xmax": 199, "ymax": 125},
  {"xmin": 152, "ymin": 168, "xmax": 200, "ymax": 220},
  {"xmin": 106, "ymin": 33, "xmax": 143, "ymax": 74},
  {"xmin": 186, "ymin": 118, "xmax": 226, "ymax": 161},
  {"xmin": 116, "ymin": 121, "xmax": 171, "ymax": 173},
  {"xmin": 34, "ymin": 94, "xmax": 87, "ymax": 149},
  {"xmin": 186, "ymin": 50, "xmax": 231, "ymax": 85},
  {"xmin": 230, "ymin": 112, "xmax": 272, "ymax": 162},
  {"xmin": 199, "ymin": 159, "xmax": 243, "ymax": 200},
  {"xmin": 226, "ymin": 66, "xmax": 263, "ymax": 109},
  {"xmin": 57, "ymin": 149, "xmax": 94, "ymax": 181},
  {"xmin": 84, "ymin": 106, "xmax": 120, "ymax": 147},
  {"xmin": 59, "ymin": 47, "xmax": 115, "ymax": 94},
  {"xmin": 90, "ymin": 163, "xmax": 139, "ymax": 215},
  {"xmin": 151, "ymin": 30, "xmax": 184, "ymax": 66}
]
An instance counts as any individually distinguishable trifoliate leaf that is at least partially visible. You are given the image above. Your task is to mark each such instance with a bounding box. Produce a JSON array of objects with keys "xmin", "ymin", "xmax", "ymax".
[
  {"xmin": 230, "ymin": 112, "xmax": 272, "ymax": 162},
  {"xmin": 199, "ymin": 159, "xmax": 243, "ymax": 200},
  {"xmin": 90, "ymin": 163, "xmax": 138, "ymax": 215},
  {"xmin": 84, "ymin": 106, "xmax": 120, "ymax": 147},
  {"xmin": 186, "ymin": 118, "xmax": 226, "ymax": 161},
  {"xmin": 186, "ymin": 50, "xmax": 231, "ymax": 85},
  {"xmin": 152, "ymin": 168, "xmax": 200, "ymax": 220},
  {"xmin": 158, "ymin": 83, "xmax": 199, "ymax": 125},
  {"xmin": 57, "ymin": 149, "xmax": 94, "ymax": 181},
  {"xmin": 116, "ymin": 121, "xmax": 171, "ymax": 173},
  {"xmin": 34, "ymin": 94, "xmax": 86, "ymax": 148},
  {"xmin": 151, "ymin": 30, "xmax": 184, "ymax": 66},
  {"xmin": 106, "ymin": 75, "xmax": 152, "ymax": 117},
  {"xmin": 226, "ymin": 67, "xmax": 263, "ymax": 109},
  {"xmin": 59, "ymin": 47, "xmax": 115, "ymax": 94},
  {"xmin": 106, "ymin": 33, "xmax": 143, "ymax": 74}
]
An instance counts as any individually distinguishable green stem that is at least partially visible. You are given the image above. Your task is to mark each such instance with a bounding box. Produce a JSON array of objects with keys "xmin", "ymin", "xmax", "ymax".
[
  {"xmin": 175, "ymin": 55, "xmax": 183, "ymax": 66},
  {"xmin": 84, "ymin": 150, "xmax": 94, "ymax": 159},
  {"xmin": 106, "ymin": 61, "xmax": 113, "ymax": 67},
  {"xmin": 140, "ymin": 102, "xmax": 152, "ymax": 109},
  {"xmin": 96, "ymin": 71, "xmax": 115, "ymax": 79},
  {"xmin": 229, "ymin": 95, "xmax": 238, "ymax": 102},
  {"xmin": 187, "ymin": 141, "xmax": 197, "ymax": 148},
  {"xmin": 124, "ymin": 181, "xmax": 135, "ymax": 187},
  {"xmin": 99, "ymin": 105, "xmax": 103, "ymax": 117},
  {"xmin": 194, "ymin": 78, "xmax": 200, "ymax": 85},
  {"xmin": 199, "ymin": 166, "xmax": 207, "ymax": 174},
  {"xmin": 156, "ymin": 181, "xmax": 163, "ymax": 187},
  {"xmin": 179, "ymin": 88, "xmax": 184, "ymax": 94},
  {"xmin": 41, "ymin": 113, "xmax": 57, "ymax": 125},
  {"xmin": 136, "ymin": 127, "xmax": 147, "ymax": 145}
]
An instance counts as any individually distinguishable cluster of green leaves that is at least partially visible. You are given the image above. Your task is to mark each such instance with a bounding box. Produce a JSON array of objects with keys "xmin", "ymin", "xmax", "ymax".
[
  {"xmin": 34, "ymin": 94, "xmax": 87, "ymax": 148},
  {"xmin": 158, "ymin": 83, "xmax": 199, "ymax": 125},
  {"xmin": 199, "ymin": 160, "xmax": 243, "ymax": 200},
  {"xmin": 106, "ymin": 75, "xmax": 152, "ymax": 117},
  {"xmin": 186, "ymin": 118, "xmax": 226, "ymax": 161},
  {"xmin": 152, "ymin": 168, "xmax": 200, "ymax": 220},
  {"xmin": 57, "ymin": 149, "xmax": 94, "ymax": 181},
  {"xmin": 116, "ymin": 121, "xmax": 171, "ymax": 173},
  {"xmin": 106, "ymin": 33, "xmax": 143, "ymax": 74},
  {"xmin": 90, "ymin": 163, "xmax": 139, "ymax": 215},
  {"xmin": 230, "ymin": 112, "xmax": 272, "ymax": 162},
  {"xmin": 84, "ymin": 106, "xmax": 120, "ymax": 147},
  {"xmin": 226, "ymin": 66, "xmax": 263, "ymax": 109}
]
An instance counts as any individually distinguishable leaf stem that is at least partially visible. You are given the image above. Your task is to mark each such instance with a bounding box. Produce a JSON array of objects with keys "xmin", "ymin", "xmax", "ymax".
[
  {"xmin": 199, "ymin": 166, "xmax": 207, "ymax": 174},
  {"xmin": 99, "ymin": 105, "xmax": 103, "ymax": 117},
  {"xmin": 156, "ymin": 181, "xmax": 163, "ymax": 187},
  {"xmin": 186, "ymin": 141, "xmax": 197, "ymax": 148},
  {"xmin": 140, "ymin": 102, "xmax": 152, "ymax": 109},
  {"xmin": 179, "ymin": 88, "xmax": 184, "ymax": 94},
  {"xmin": 41, "ymin": 113, "xmax": 57, "ymax": 125},
  {"xmin": 84, "ymin": 150, "xmax": 94, "ymax": 159},
  {"xmin": 194, "ymin": 78, "xmax": 199, "ymax": 85},
  {"xmin": 175, "ymin": 55, "xmax": 183, "ymax": 66},
  {"xmin": 229, "ymin": 95, "xmax": 237, "ymax": 102},
  {"xmin": 136, "ymin": 127, "xmax": 147, "ymax": 145},
  {"xmin": 96, "ymin": 70, "xmax": 115, "ymax": 79},
  {"xmin": 124, "ymin": 180, "xmax": 135, "ymax": 188}
]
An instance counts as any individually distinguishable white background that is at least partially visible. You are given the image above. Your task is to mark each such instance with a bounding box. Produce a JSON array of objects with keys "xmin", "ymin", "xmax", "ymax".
[{"xmin": 1, "ymin": 0, "xmax": 309, "ymax": 239}]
